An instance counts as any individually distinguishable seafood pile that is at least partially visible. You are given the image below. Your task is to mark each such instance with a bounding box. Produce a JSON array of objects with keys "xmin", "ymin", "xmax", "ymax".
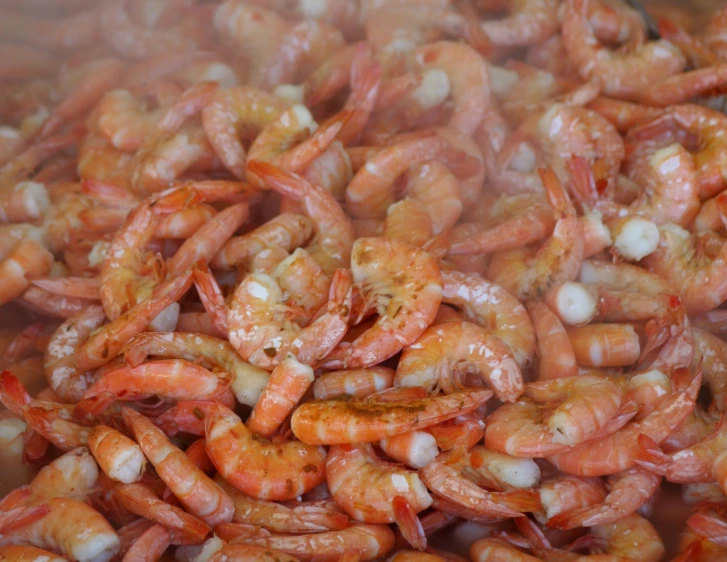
[{"xmin": 4, "ymin": 0, "xmax": 727, "ymax": 560}]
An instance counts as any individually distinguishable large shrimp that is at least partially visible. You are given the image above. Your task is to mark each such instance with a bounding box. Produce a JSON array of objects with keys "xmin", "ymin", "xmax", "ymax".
[
  {"xmin": 562, "ymin": 0, "xmax": 685, "ymax": 100},
  {"xmin": 484, "ymin": 375, "xmax": 623, "ymax": 457},
  {"xmin": 548, "ymin": 366, "xmax": 701, "ymax": 476},
  {"xmin": 326, "ymin": 444, "xmax": 432, "ymax": 548},
  {"xmin": 88, "ymin": 425, "xmax": 146, "ymax": 485},
  {"xmin": 247, "ymin": 160, "xmax": 354, "ymax": 276},
  {"xmin": 122, "ymin": 407, "xmax": 234, "ymax": 527},
  {"xmin": 121, "ymin": 331, "xmax": 269, "ymax": 408},
  {"xmin": 320, "ymin": 237, "xmax": 442, "ymax": 370},
  {"xmin": 204, "ymin": 402, "xmax": 328, "ymax": 501},
  {"xmin": 43, "ymin": 305, "xmax": 106, "ymax": 403},
  {"xmin": 487, "ymin": 167, "xmax": 584, "ymax": 301},
  {"xmin": 291, "ymin": 388, "xmax": 493, "ymax": 445},
  {"xmin": 394, "ymin": 321, "xmax": 524, "ymax": 402}
]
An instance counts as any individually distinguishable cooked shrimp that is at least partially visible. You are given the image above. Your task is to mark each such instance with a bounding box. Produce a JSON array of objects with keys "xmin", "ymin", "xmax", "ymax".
[
  {"xmin": 535, "ymin": 474, "xmax": 606, "ymax": 526},
  {"xmin": 0, "ymin": 240, "xmax": 53, "ymax": 308},
  {"xmin": 0, "ymin": 545, "xmax": 67, "ymax": 562},
  {"xmin": 470, "ymin": 538, "xmax": 542, "ymax": 562},
  {"xmin": 321, "ymin": 237, "xmax": 442, "ymax": 369},
  {"xmin": 441, "ymin": 269, "xmax": 535, "ymax": 369},
  {"xmin": 122, "ymin": 407, "xmax": 233, "ymax": 527},
  {"xmin": 88, "ymin": 425, "xmax": 146, "ymax": 485},
  {"xmin": 548, "ymin": 367, "xmax": 701, "ymax": 476},
  {"xmin": 419, "ymin": 449, "xmax": 541, "ymax": 519},
  {"xmin": 291, "ymin": 388, "xmax": 493, "ymax": 445},
  {"xmin": 480, "ymin": 0, "xmax": 560, "ymax": 47},
  {"xmin": 214, "ymin": 476, "xmax": 347, "ymax": 533},
  {"xmin": 394, "ymin": 321, "xmax": 523, "ymax": 402},
  {"xmin": 547, "ymin": 467, "xmax": 661, "ymax": 529},
  {"xmin": 78, "ymin": 358, "xmax": 233, "ymax": 417},
  {"xmin": 526, "ymin": 300, "xmax": 578, "ymax": 380},
  {"xmin": 485, "ymin": 375, "xmax": 623, "ymax": 457},
  {"xmin": 487, "ymin": 167, "xmax": 584, "ymax": 301},
  {"xmin": 27, "ymin": 447, "xmax": 98, "ymax": 501},
  {"xmin": 121, "ymin": 332, "xmax": 268, "ymax": 408},
  {"xmin": 121, "ymin": 523, "xmax": 170, "ymax": 562},
  {"xmin": 567, "ymin": 323, "xmax": 641, "ymax": 368},
  {"xmin": 205, "ymin": 402, "xmax": 327, "ymax": 501},
  {"xmin": 469, "ymin": 446, "xmax": 541, "ymax": 490},
  {"xmin": 113, "ymin": 482, "xmax": 210, "ymax": 545},
  {"xmin": 379, "ymin": 431, "xmax": 439, "ymax": 469},
  {"xmin": 246, "ymin": 356, "xmax": 313, "ymax": 438},
  {"xmin": 43, "ymin": 305, "xmax": 106, "ymax": 403},
  {"xmin": 313, "ymin": 367, "xmax": 395, "ymax": 400},
  {"xmin": 562, "ymin": 0, "xmax": 685, "ymax": 100}
]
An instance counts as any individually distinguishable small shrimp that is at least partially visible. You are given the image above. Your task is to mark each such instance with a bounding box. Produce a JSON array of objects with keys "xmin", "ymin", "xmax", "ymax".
[
  {"xmin": 43, "ymin": 305, "xmax": 106, "ymax": 403},
  {"xmin": 394, "ymin": 321, "xmax": 524, "ymax": 402},
  {"xmin": 547, "ymin": 467, "xmax": 661, "ymax": 529},
  {"xmin": 441, "ymin": 266, "xmax": 536, "ymax": 370},
  {"xmin": 204, "ymin": 402, "xmax": 327, "ymax": 501},
  {"xmin": 484, "ymin": 375, "xmax": 623, "ymax": 457},
  {"xmin": 320, "ymin": 237, "xmax": 442, "ymax": 370},
  {"xmin": 487, "ymin": 167, "xmax": 584, "ymax": 301},
  {"xmin": 113, "ymin": 482, "xmax": 210, "ymax": 545},
  {"xmin": 548, "ymin": 366, "xmax": 701, "ymax": 476},
  {"xmin": 470, "ymin": 538, "xmax": 542, "ymax": 562},
  {"xmin": 469, "ymin": 446, "xmax": 541, "ymax": 490},
  {"xmin": 74, "ymin": 271, "xmax": 193, "ymax": 371},
  {"xmin": 313, "ymin": 367, "xmax": 395, "ymax": 400},
  {"xmin": 567, "ymin": 323, "xmax": 641, "ymax": 368},
  {"xmin": 479, "ymin": 0, "xmax": 560, "ymax": 47},
  {"xmin": 211, "ymin": 213, "xmax": 314, "ymax": 271},
  {"xmin": 88, "ymin": 425, "xmax": 146, "ymax": 485},
  {"xmin": 291, "ymin": 388, "xmax": 493, "ymax": 445},
  {"xmin": 643, "ymin": 225, "xmax": 727, "ymax": 315},
  {"xmin": 121, "ymin": 332, "xmax": 269, "ymax": 409},
  {"xmin": 419, "ymin": 449, "xmax": 541, "ymax": 519},
  {"xmin": 0, "ymin": 371, "xmax": 89, "ymax": 451},
  {"xmin": 201, "ymin": 86, "xmax": 290, "ymax": 179},
  {"xmin": 562, "ymin": 0, "xmax": 685, "ymax": 100},
  {"xmin": 246, "ymin": 356, "xmax": 313, "ymax": 438},
  {"xmin": 215, "ymin": 476, "xmax": 348, "ymax": 533},
  {"xmin": 122, "ymin": 407, "xmax": 234, "ymax": 527},
  {"xmin": 326, "ymin": 443, "xmax": 432, "ymax": 547},
  {"xmin": 526, "ymin": 300, "xmax": 578, "ymax": 380},
  {"xmin": 227, "ymin": 266, "xmax": 352, "ymax": 369},
  {"xmin": 535, "ymin": 474, "xmax": 606, "ymax": 526},
  {"xmin": 77, "ymin": 359, "xmax": 233, "ymax": 417}
]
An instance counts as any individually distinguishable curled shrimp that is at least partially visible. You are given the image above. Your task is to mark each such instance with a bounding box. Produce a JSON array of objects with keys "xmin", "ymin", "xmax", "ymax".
[
  {"xmin": 394, "ymin": 321, "xmax": 524, "ymax": 402},
  {"xmin": 291, "ymin": 388, "xmax": 493, "ymax": 445},
  {"xmin": 321, "ymin": 237, "xmax": 442, "ymax": 370},
  {"xmin": 479, "ymin": 0, "xmax": 560, "ymax": 47},
  {"xmin": 88, "ymin": 425, "xmax": 146, "ymax": 485},
  {"xmin": 204, "ymin": 402, "xmax": 328, "ymax": 501},
  {"xmin": 484, "ymin": 375, "xmax": 623, "ymax": 457}
]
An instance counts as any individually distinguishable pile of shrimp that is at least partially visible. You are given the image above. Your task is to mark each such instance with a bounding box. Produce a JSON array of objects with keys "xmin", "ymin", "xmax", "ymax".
[{"xmin": 5, "ymin": 0, "xmax": 727, "ymax": 560}]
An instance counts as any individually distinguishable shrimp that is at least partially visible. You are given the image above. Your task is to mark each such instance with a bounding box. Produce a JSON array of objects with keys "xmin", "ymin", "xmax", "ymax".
[
  {"xmin": 693, "ymin": 328, "xmax": 727, "ymax": 413},
  {"xmin": 113, "ymin": 482, "xmax": 210, "ymax": 545},
  {"xmin": 77, "ymin": 359, "xmax": 233, "ymax": 417},
  {"xmin": 326, "ymin": 443, "xmax": 431, "ymax": 547},
  {"xmin": 706, "ymin": 6, "xmax": 727, "ymax": 60},
  {"xmin": 26, "ymin": 447, "xmax": 98, "ymax": 501},
  {"xmin": 484, "ymin": 375, "xmax": 623, "ymax": 457},
  {"xmin": 441, "ymin": 267, "xmax": 535, "ymax": 370},
  {"xmin": 211, "ymin": 213, "xmax": 314, "ymax": 271},
  {"xmin": 203, "ymin": 401, "xmax": 326, "ymax": 501},
  {"xmin": 0, "ymin": 545, "xmax": 67, "ymax": 562},
  {"xmin": 248, "ymin": 160, "xmax": 355, "ymax": 276},
  {"xmin": 320, "ymin": 237, "xmax": 442, "ymax": 370},
  {"xmin": 120, "ymin": 332, "xmax": 269, "ymax": 408},
  {"xmin": 121, "ymin": 523, "xmax": 170, "ymax": 562},
  {"xmin": 235, "ymin": 524, "xmax": 395, "ymax": 562},
  {"xmin": 122, "ymin": 407, "xmax": 233, "ymax": 527},
  {"xmin": 88, "ymin": 425, "xmax": 146, "ymax": 485},
  {"xmin": 214, "ymin": 476, "xmax": 348, "ymax": 533},
  {"xmin": 0, "ymin": 371, "xmax": 89, "ymax": 451},
  {"xmin": 642, "ymin": 225, "xmax": 727, "ymax": 315},
  {"xmin": 567, "ymin": 323, "xmax": 641, "ymax": 368},
  {"xmin": 202, "ymin": 87, "xmax": 290, "ymax": 172},
  {"xmin": 394, "ymin": 321, "xmax": 524, "ymax": 402},
  {"xmin": 74, "ymin": 271, "xmax": 193, "ymax": 371},
  {"xmin": 487, "ymin": 167, "xmax": 584, "ymax": 301},
  {"xmin": 380, "ymin": 431, "xmax": 440, "ymax": 469},
  {"xmin": 0, "ymin": 240, "xmax": 53, "ymax": 308},
  {"xmin": 227, "ymin": 265, "xmax": 351, "ymax": 369},
  {"xmin": 313, "ymin": 367, "xmax": 395, "ymax": 400},
  {"xmin": 470, "ymin": 538, "xmax": 542, "ymax": 562},
  {"xmin": 526, "ymin": 300, "xmax": 578, "ymax": 380},
  {"xmin": 535, "ymin": 474, "xmax": 606, "ymax": 525},
  {"xmin": 43, "ymin": 305, "xmax": 106, "ymax": 404},
  {"xmin": 419, "ymin": 449, "xmax": 541, "ymax": 519},
  {"xmin": 468, "ymin": 446, "xmax": 541, "ymax": 490},
  {"xmin": 561, "ymin": 0, "xmax": 685, "ymax": 100},
  {"xmin": 291, "ymin": 388, "xmax": 493, "ymax": 445},
  {"xmin": 547, "ymin": 467, "xmax": 661, "ymax": 530},
  {"xmin": 548, "ymin": 366, "xmax": 701, "ymax": 476},
  {"xmin": 204, "ymin": 542, "xmax": 302, "ymax": 562}
]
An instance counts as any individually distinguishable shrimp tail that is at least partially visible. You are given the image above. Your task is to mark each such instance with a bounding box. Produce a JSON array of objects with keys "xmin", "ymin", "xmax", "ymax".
[
  {"xmin": 688, "ymin": 513, "xmax": 727, "ymax": 546},
  {"xmin": 0, "ymin": 503, "xmax": 51, "ymax": 534},
  {"xmin": 633, "ymin": 434, "xmax": 669, "ymax": 475},
  {"xmin": 499, "ymin": 489, "xmax": 543, "ymax": 515},
  {"xmin": 0, "ymin": 370, "xmax": 32, "ymax": 409},
  {"xmin": 393, "ymin": 496, "xmax": 427, "ymax": 551}
]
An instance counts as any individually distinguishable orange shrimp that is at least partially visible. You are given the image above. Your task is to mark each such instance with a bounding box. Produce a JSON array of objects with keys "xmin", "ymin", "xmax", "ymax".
[
  {"xmin": 313, "ymin": 367, "xmax": 395, "ymax": 400},
  {"xmin": 88, "ymin": 425, "xmax": 146, "ymax": 485}
]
